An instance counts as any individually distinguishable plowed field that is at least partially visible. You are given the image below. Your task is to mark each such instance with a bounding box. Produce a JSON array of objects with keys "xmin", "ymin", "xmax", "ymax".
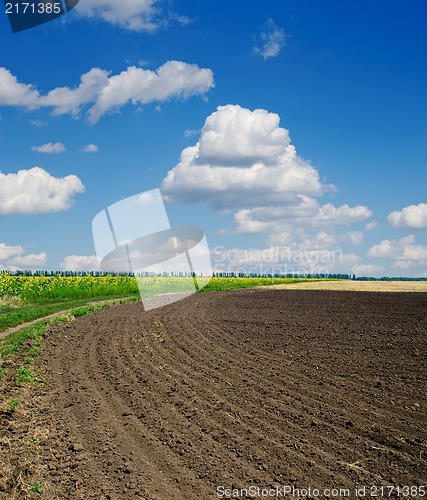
[{"xmin": 2, "ymin": 290, "xmax": 426, "ymax": 499}]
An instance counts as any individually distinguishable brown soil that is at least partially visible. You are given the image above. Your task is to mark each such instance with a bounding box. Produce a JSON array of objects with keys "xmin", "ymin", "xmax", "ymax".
[{"xmin": 1, "ymin": 290, "xmax": 426, "ymax": 499}]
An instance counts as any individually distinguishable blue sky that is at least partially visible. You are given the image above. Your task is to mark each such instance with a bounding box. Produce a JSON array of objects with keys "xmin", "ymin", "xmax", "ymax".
[{"xmin": 0, "ymin": 0, "xmax": 426, "ymax": 277}]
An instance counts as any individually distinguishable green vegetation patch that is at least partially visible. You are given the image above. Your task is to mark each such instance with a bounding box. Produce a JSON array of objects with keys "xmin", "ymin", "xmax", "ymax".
[{"xmin": 201, "ymin": 277, "xmax": 329, "ymax": 292}]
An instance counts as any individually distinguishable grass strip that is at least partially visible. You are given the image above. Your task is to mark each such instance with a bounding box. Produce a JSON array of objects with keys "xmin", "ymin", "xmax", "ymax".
[
  {"xmin": 201, "ymin": 277, "xmax": 334, "ymax": 292},
  {"xmin": 0, "ymin": 293, "xmax": 140, "ymax": 332},
  {"xmin": 0, "ymin": 297, "xmax": 138, "ymax": 368}
]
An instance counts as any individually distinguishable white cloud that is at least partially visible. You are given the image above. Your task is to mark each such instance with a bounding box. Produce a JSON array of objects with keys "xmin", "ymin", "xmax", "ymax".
[
  {"xmin": 366, "ymin": 235, "xmax": 415, "ymax": 259},
  {"xmin": 307, "ymin": 231, "xmax": 338, "ymax": 249},
  {"xmin": 339, "ymin": 230, "xmax": 364, "ymax": 245},
  {"xmin": 0, "ymin": 62, "xmax": 214, "ymax": 124},
  {"xmin": 0, "ymin": 243, "xmax": 24, "ymax": 261},
  {"xmin": 388, "ymin": 203, "xmax": 427, "ymax": 229},
  {"xmin": 366, "ymin": 235, "xmax": 427, "ymax": 275},
  {"xmin": 0, "ymin": 66, "xmax": 109, "ymax": 117},
  {"xmin": 134, "ymin": 190, "xmax": 162, "ymax": 205},
  {"xmin": 0, "ymin": 167, "xmax": 85, "ymax": 215},
  {"xmin": 0, "ymin": 67, "xmax": 40, "ymax": 107},
  {"xmin": 0, "ymin": 243, "xmax": 47, "ymax": 271},
  {"xmin": 75, "ymin": 0, "xmax": 162, "ymax": 32},
  {"xmin": 365, "ymin": 220, "xmax": 377, "ymax": 230},
  {"xmin": 315, "ymin": 204, "xmax": 372, "ymax": 225},
  {"xmin": 393, "ymin": 257, "xmax": 427, "ymax": 271},
  {"xmin": 60, "ymin": 255, "xmax": 100, "ymax": 272},
  {"xmin": 83, "ymin": 143, "xmax": 99, "ymax": 153},
  {"xmin": 162, "ymin": 105, "xmax": 331, "ymax": 209},
  {"xmin": 393, "ymin": 260, "xmax": 413, "ymax": 270},
  {"xmin": 7, "ymin": 252, "xmax": 47, "ymax": 270},
  {"xmin": 32, "ymin": 142, "xmax": 65, "ymax": 153},
  {"xmin": 87, "ymin": 61, "xmax": 214, "ymax": 124},
  {"xmin": 352, "ymin": 264, "xmax": 384, "ymax": 276},
  {"xmin": 184, "ymin": 128, "xmax": 200, "ymax": 137},
  {"xmin": 231, "ymin": 196, "xmax": 318, "ymax": 234},
  {"xmin": 231, "ymin": 202, "xmax": 371, "ymax": 235},
  {"xmin": 267, "ymin": 230, "xmax": 340, "ymax": 251},
  {"xmin": 400, "ymin": 244, "xmax": 427, "ymax": 261},
  {"xmin": 74, "ymin": 1, "xmax": 193, "ymax": 32},
  {"xmin": 254, "ymin": 19, "xmax": 287, "ymax": 60},
  {"xmin": 163, "ymin": 104, "xmax": 374, "ymax": 272},
  {"xmin": 29, "ymin": 119, "xmax": 46, "ymax": 127},
  {"xmin": 41, "ymin": 68, "xmax": 111, "ymax": 117}
]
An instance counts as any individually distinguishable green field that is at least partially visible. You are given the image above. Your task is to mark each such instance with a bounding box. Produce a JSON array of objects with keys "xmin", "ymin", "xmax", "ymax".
[
  {"xmin": 0, "ymin": 273, "xmax": 327, "ymax": 333},
  {"xmin": 0, "ymin": 274, "xmax": 140, "ymax": 333},
  {"xmin": 202, "ymin": 276, "xmax": 323, "ymax": 292}
]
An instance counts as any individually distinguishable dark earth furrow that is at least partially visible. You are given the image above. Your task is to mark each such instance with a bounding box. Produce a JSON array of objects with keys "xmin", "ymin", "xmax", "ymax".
[
  {"xmin": 113, "ymin": 316, "xmax": 419, "ymax": 488},
  {"xmin": 2, "ymin": 289, "xmax": 426, "ymax": 499}
]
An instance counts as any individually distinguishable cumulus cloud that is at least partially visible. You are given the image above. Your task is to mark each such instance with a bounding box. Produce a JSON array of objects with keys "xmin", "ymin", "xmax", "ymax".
[
  {"xmin": 315, "ymin": 204, "xmax": 372, "ymax": 225},
  {"xmin": 0, "ymin": 167, "xmax": 85, "ymax": 215},
  {"xmin": 393, "ymin": 257, "xmax": 427, "ymax": 271},
  {"xmin": 0, "ymin": 243, "xmax": 24, "ymax": 261},
  {"xmin": 162, "ymin": 105, "xmax": 378, "ymax": 276},
  {"xmin": 162, "ymin": 105, "xmax": 331, "ymax": 209},
  {"xmin": 400, "ymin": 244, "xmax": 427, "ymax": 261},
  {"xmin": 75, "ymin": 0, "xmax": 163, "ymax": 32},
  {"xmin": 339, "ymin": 231, "xmax": 364, "ymax": 245},
  {"xmin": 87, "ymin": 61, "xmax": 214, "ymax": 124},
  {"xmin": 352, "ymin": 264, "xmax": 384, "ymax": 276},
  {"xmin": 366, "ymin": 235, "xmax": 415, "ymax": 259},
  {"xmin": 7, "ymin": 252, "xmax": 47, "ymax": 269},
  {"xmin": 0, "ymin": 62, "xmax": 214, "ymax": 124},
  {"xmin": 365, "ymin": 220, "xmax": 377, "ymax": 230},
  {"xmin": 388, "ymin": 202, "xmax": 427, "ymax": 229},
  {"xmin": 0, "ymin": 67, "xmax": 40, "ymax": 107},
  {"xmin": 266, "ymin": 230, "xmax": 339, "ymax": 251},
  {"xmin": 32, "ymin": 142, "xmax": 65, "ymax": 153},
  {"xmin": 231, "ymin": 201, "xmax": 371, "ymax": 235},
  {"xmin": 41, "ymin": 68, "xmax": 110, "ymax": 117},
  {"xmin": 83, "ymin": 143, "xmax": 99, "ymax": 153},
  {"xmin": 365, "ymin": 235, "xmax": 427, "ymax": 275},
  {"xmin": 60, "ymin": 255, "xmax": 100, "ymax": 272},
  {"xmin": 0, "ymin": 243, "xmax": 47, "ymax": 271},
  {"xmin": 162, "ymin": 104, "xmax": 375, "ymax": 272},
  {"xmin": 254, "ymin": 19, "xmax": 287, "ymax": 59},
  {"xmin": 30, "ymin": 119, "xmax": 46, "ymax": 127}
]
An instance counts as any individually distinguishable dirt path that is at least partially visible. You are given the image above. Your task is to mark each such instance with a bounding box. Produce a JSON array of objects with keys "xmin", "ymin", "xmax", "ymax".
[
  {"xmin": 0, "ymin": 298, "xmax": 134, "ymax": 341},
  {"xmin": 1, "ymin": 290, "xmax": 426, "ymax": 499}
]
